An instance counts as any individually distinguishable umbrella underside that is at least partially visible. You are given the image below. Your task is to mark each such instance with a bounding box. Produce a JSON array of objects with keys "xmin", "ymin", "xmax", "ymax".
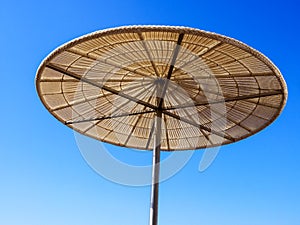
[{"xmin": 36, "ymin": 26, "xmax": 287, "ymax": 150}]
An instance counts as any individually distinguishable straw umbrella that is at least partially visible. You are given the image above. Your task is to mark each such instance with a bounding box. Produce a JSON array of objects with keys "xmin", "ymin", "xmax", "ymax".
[{"xmin": 36, "ymin": 26, "xmax": 287, "ymax": 225}]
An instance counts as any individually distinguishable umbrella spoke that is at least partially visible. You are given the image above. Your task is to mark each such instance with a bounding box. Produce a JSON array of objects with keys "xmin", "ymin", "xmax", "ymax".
[
  {"xmin": 163, "ymin": 110, "xmax": 235, "ymax": 142},
  {"xmin": 66, "ymin": 49, "xmax": 152, "ymax": 79},
  {"xmin": 166, "ymin": 87, "xmax": 214, "ymax": 145},
  {"xmin": 162, "ymin": 90, "xmax": 283, "ymax": 110},
  {"xmin": 172, "ymin": 41, "xmax": 223, "ymax": 75},
  {"xmin": 157, "ymin": 33, "xmax": 184, "ymax": 109},
  {"xmin": 46, "ymin": 63, "xmax": 158, "ymax": 111},
  {"xmin": 124, "ymin": 87, "xmax": 158, "ymax": 145},
  {"xmin": 65, "ymin": 110, "xmax": 155, "ymax": 124},
  {"xmin": 171, "ymin": 71, "xmax": 275, "ymax": 80}
]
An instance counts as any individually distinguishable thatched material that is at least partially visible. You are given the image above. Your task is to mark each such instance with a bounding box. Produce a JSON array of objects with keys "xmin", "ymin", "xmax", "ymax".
[{"xmin": 36, "ymin": 25, "xmax": 287, "ymax": 150}]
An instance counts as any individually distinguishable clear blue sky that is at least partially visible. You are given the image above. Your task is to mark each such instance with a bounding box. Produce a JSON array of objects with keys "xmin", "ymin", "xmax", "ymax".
[{"xmin": 1, "ymin": 0, "xmax": 299, "ymax": 224}]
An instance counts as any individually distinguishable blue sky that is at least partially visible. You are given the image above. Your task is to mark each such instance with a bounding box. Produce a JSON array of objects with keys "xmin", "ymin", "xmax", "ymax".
[{"xmin": 1, "ymin": 0, "xmax": 300, "ymax": 224}]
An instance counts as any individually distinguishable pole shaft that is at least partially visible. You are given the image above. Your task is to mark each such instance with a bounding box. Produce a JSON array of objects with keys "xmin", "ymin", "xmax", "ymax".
[{"xmin": 149, "ymin": 110, "xmax": 162, "ymax": 225}]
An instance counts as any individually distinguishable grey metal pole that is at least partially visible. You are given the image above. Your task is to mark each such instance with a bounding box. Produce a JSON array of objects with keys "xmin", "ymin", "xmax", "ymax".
[{"xmin": 149, "ymin": 109, "xmax": 162, "ymax": 225}]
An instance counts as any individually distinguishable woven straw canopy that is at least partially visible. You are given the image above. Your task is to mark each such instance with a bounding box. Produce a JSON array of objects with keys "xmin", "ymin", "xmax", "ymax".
[{"xmin": 36, "ymin": 26, "xmax": 287, "ymax": 151}]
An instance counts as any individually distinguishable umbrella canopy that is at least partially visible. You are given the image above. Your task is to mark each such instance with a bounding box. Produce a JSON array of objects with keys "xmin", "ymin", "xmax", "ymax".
[
  {"xmin": 36, "ymin": 25, "xmax": 287, "ymax": 151},
  {"xmin": 36, "ymin": 25, "xmax": 288, "ymax": 225}
]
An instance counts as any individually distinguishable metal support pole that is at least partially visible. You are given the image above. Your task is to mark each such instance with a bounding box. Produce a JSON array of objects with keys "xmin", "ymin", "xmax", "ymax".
[{"xmin": 149, "ymin": 109, "xmax": 162, "ymax": 225}]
